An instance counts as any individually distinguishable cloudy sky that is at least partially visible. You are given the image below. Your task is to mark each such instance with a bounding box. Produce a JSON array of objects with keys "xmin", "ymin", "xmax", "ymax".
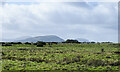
[{"xmin": 0, "ymin": 1, "xmax": 118, "ymax": 42}]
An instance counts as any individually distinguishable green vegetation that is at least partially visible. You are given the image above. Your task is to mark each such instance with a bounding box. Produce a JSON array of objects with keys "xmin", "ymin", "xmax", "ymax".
[{"xmin": 1, "ymin": 42, "xmax": 120, "ymax": 71}]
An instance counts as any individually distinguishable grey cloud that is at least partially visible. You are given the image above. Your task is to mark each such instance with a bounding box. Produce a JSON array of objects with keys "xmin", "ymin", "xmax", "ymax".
[{"xmin": 1, "ymin": 2, "xmax": 118, "ymax": 42}]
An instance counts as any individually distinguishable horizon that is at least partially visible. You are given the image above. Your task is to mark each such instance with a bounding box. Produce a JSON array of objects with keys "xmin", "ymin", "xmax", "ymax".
[{"xmin": 1, "ymin": 35, "xmax": 117, "ymax": 43}]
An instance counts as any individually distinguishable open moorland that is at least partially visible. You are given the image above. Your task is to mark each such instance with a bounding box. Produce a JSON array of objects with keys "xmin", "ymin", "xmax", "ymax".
[{"xmin": 1, "ymin": 42, "xmax": 120, "ymax": 71}]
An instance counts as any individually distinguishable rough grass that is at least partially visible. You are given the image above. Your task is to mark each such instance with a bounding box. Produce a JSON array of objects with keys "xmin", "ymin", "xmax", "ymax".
[{"xmin": 1, "ymin": 43, "xmax": 120, "ymax": 71}]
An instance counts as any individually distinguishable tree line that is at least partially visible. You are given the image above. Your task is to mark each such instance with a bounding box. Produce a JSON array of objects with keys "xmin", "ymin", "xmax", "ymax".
[{"xmin": 0, "ymin": 39, "xmax": 112, "ymax": 47}]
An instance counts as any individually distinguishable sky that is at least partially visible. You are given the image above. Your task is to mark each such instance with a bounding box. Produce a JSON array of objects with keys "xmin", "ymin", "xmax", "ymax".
[{"xmin": 0, "ymin": 1, "xmax": 118, "ymax": 42}]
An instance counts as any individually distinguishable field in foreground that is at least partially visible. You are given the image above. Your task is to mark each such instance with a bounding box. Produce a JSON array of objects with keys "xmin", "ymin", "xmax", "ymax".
[{"xmin": 1, "ymin": 43, "xmax": 120, "ymax": 71}]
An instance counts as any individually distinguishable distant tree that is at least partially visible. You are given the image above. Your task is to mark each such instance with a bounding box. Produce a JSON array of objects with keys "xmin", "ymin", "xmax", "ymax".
[
  {"xmin": 65, "ymin": 39, "xmax": 79, "ymax": 43},
  {"xmin": 11, "ymin": 42, "xmax": 22, "ymax": 44},
  {"xmin": 106, "ymin": 42, "xmax": 112, "ymax": 43},
  {"xmin": 101, "ymin": 42, "xmax": 112, "ymax": 43},
  {"xmin": 91, "ymin": 42, "xmax": 96, "ymax": 43},
  {"xmin": 17, "ymin": 42, "xmax": 22, "ymax": 44},
  {"xmin": 25, "ymin": 42, "xmax": 31, "ymax": 45}
]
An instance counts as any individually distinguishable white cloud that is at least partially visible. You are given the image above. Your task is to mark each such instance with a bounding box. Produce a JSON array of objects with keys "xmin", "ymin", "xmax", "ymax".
[
  {"xmin": 2, "ymin": 0, "xmax": 119, "ymax": 2},
  {"xmin": 1, "ymin": 2, "xmax": 118, "ymax": 42}
]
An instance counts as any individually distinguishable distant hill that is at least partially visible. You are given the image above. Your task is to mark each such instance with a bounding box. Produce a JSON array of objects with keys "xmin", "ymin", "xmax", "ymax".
[
  {"xmin": 2, "ymin": 36, "xmax": 32, "ymax": 42},
  {"xmin": 14, "ymin": 36, "xmax": 32, "ymax": 41},
  {"xmin": 2, "ymin": 36, "xmax": 89, "ymax": 43},
  {"xmin": 16, "ymin": 35, "xmax": 64, "ymax": 42},
  {"xmin": 75, "ymin": 38, "xmax": 89, "ymax": 42}
]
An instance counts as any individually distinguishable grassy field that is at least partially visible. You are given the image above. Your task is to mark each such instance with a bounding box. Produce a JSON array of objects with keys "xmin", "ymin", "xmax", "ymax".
[{"xmin": 1, "ymin": 43, "xmax": 120, "ymax": 71}]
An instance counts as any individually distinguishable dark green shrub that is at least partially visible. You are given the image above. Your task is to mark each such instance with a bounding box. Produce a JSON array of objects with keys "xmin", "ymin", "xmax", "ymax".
[
  {"xmin": 11, "ymin": 42, "xmax": 22, "ymax": 44},
  {"xmin": 34, "ymin": 41, "xmax": 46, "ymax": 47},
  {"xmin": 2, "ymin": 44, "xmax": 12, "ymax": 46},
  {"xmin": 25, "ymin": 42, "xmax": 31, "ymax": 45},
  {"xmin": 37, "ymin": 44, "xmax": 43, "ymax": 47},
  {"xmin": 65, "ymin": 39, "xmax": 79, "ymax": 43},
  {"xmin": 36, "ymin": 41, "xmax": 46, "ymax": 45},
  {"xmin": 90, "ymin": 42, "xmax": 96, "ymax": 43}
]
